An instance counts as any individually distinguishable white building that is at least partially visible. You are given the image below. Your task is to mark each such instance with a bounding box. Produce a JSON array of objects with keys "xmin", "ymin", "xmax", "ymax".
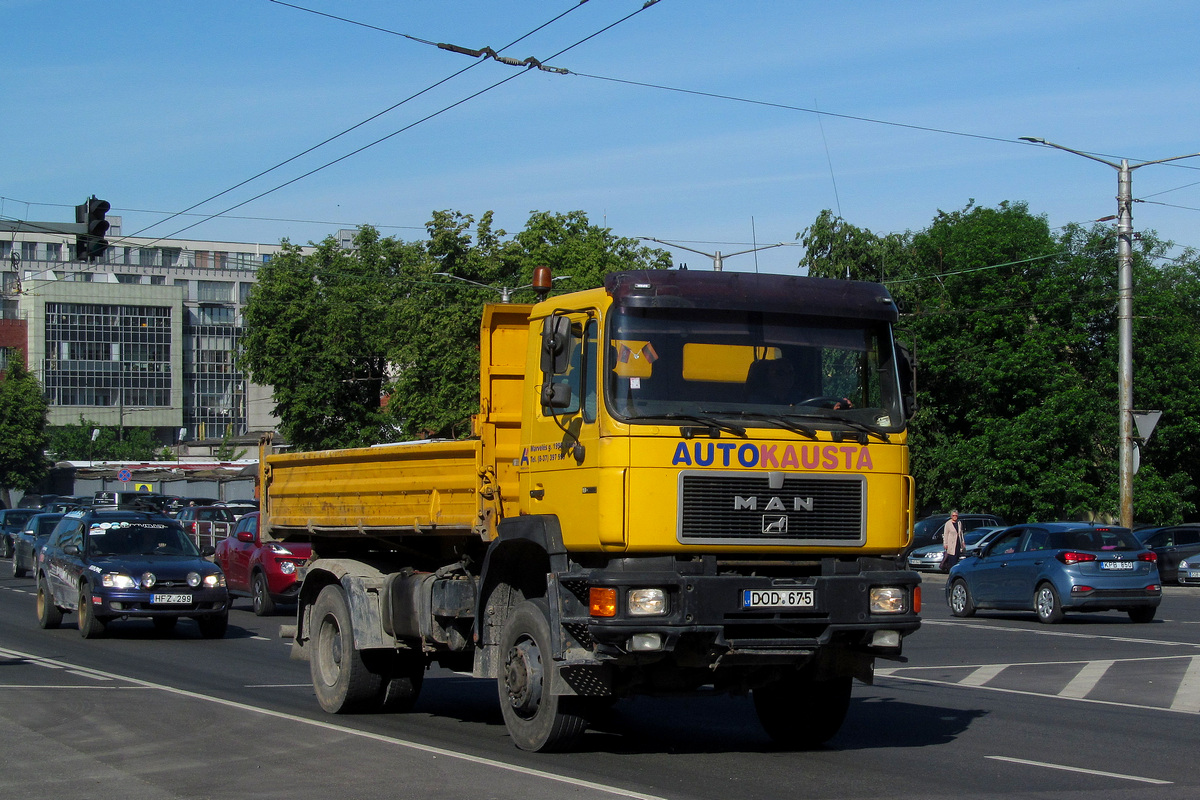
[{"xmin": 0, "ymin": 215, "xmax": 316, "ymax": 450}]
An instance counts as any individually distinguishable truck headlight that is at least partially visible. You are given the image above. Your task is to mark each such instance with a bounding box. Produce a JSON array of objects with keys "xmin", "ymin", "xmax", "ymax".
[
  {"xmin": 628, "ymin": 588, "xmax": 667, "ymax": 616},
  {"xmin": 870, "ymin": 586, "xmax": 909, "ymax": 614}
]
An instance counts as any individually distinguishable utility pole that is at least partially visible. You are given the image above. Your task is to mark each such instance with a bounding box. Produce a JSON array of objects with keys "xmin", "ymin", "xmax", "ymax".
[{"xmin": 1021, "ymin": 138, "xmax": 1200, "ymax": 527}]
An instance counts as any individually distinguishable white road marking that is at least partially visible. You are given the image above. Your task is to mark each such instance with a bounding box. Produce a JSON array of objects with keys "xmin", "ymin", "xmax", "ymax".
[
  {"xmin": 1170, "ymin": 656, "xmax": 1200, "ymax": 712},
  {"xmin": 0, "ymin": 645, "xmax": 668, "ymax": 800},
  {"xmin": 1058, "ymin": 659, "xmax": 1113, "ymax": 698},
  {"xmin": 986, "ymin": 755, "xmax": 1171, "ymax": 785},
  {"xmin": 879, "ymin": 669, "xmax": 1200, "ymax": 716},
  {"xmin": 923, "ymin": 618, "xmax": 1200, "ymax": 648},
  {"xmin": 961, "ymin": 664, "xmax": 1006, "ymax": 686},
  {"xmin": 0, "ymin": 685, "xmax": 153, "ymax": 690},
  {"xmin": 243, "ymin": 683, "xmax": 310, "ymax": 688}
]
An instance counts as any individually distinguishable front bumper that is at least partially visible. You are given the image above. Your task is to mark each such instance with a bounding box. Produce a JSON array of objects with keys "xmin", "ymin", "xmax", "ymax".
[
  {"xmin": 91, "ymin": 587, "xmax": 230, "ymax": 617},
  {"xmin": 554, "ymin": 559, "xmax": 921, "ymax": 668}
]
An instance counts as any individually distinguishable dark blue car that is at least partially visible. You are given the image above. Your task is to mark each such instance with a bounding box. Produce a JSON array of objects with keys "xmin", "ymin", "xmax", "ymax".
[
  {"xmin": 35, "ymin": 509, "xmax": 230, "ymax": 638},
  {"xmin": 946, "ymin": 522, "xmax": 1161, "ymax": 623}
]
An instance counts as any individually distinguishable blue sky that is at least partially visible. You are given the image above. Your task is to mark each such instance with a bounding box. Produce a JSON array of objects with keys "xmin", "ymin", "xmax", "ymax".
[{"xmin": 4, "ymin": 1, "xmax": 1200, "ymax": 275}]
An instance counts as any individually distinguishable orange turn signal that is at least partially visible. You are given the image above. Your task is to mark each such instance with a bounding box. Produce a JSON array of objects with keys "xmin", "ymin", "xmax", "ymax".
[{"xmin": 589, "ymin": 587, "xmax": 617, "ymax": 617}]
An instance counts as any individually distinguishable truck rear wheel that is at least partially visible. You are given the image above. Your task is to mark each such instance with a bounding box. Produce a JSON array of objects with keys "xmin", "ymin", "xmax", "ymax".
[
  {"xmin": 754, "ymin": 674, "xmax": 852, "ymax": 748},
  {"xmin": 311, "ymin": 584, "xmax": 383, "ymax": 713},
  {"xmin": 497, "ymin": 598, "xmax": 589, "ymax": 752}
]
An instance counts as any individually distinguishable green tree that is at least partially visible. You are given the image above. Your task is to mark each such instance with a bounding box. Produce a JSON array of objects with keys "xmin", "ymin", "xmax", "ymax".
[
  {"xmin": 801, "ymin": 201, "xmax": 1200, "ymax": 524},
  {"xmin": 385, "ymin": 210, "xmax": 672, "ymax": 439},
  {"xmin": 240, "ymin": 210, "xmax": 670, "ymax": 449},
  {"xmin": 239, "ymin": 228, "xmax": 420, "ymax": 450},
  {"xmin": 47, "ymin": 417, "xmax": 160, "ymax": 462},
  {"xmin": 0, "ymin": 355, "xmax": 50, "ymax": 507}
]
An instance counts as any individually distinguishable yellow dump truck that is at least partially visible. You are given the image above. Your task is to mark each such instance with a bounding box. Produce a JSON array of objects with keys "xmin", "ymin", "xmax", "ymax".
[{"xmin": 262, "ymin": 268, "xmax": 921, "ymax": 751}]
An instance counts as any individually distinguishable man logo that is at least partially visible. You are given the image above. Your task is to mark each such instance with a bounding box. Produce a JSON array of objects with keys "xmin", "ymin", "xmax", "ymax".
[
  {"xmin": 735, "ymin": 496, "xmax": 814, "ymax": 512},
  {"xmin": 763, "ymin": 515, "xmax": 788, "ymax": 534}
]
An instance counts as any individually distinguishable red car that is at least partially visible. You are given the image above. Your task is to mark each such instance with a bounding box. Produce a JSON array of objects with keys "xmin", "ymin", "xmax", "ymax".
[{"xmin": 214, "ymin": 512, "xmax": 310, "ymax": 616}]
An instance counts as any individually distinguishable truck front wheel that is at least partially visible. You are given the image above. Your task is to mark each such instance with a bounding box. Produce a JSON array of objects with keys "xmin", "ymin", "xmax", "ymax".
[
  {"xmin": 311, "ymin": 584, "xmax": 383, "ymax": 713},
  {"xmin": 497, "ymin": 598, "xmax": 589, "ymax": 752},
  {"xmin": 753, "ymin": 674, "xmax": 852, "ymax": 748}
]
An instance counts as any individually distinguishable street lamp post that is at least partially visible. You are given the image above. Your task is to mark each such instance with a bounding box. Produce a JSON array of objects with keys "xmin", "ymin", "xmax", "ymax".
[
  {"xmin": 639, "ymin": 238, "xmax": 790, "ymax": 272},
  {"xmin": 1021, "ymin": 137, "xmax": 1200, "ymax": 527},
  {"xmin": 432, "ymin": 269, "xmax": 568, "ymax": 302}
]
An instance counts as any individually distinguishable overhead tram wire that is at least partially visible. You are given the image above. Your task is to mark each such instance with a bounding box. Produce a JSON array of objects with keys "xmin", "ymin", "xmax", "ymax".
[
  {"xmin": 124, "ymin": 0, "xmax": 599, "ymax": 246},
  {"xmin": 144, "ymin": 0, "xmax": 665, "ymax": 245}
]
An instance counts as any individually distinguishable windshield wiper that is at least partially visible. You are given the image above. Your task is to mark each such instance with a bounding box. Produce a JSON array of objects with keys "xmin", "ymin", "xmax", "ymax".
[
  {"xmin": 652, "ymin": 413, "xmax": 748, "ymax": 438},
  {"xmin": 709, "ymin": 411, "xmax": 819, "ymax": 440},
  {"xmin": 807, "ymin": 412, "xmax": 890, "ymax": 442}
]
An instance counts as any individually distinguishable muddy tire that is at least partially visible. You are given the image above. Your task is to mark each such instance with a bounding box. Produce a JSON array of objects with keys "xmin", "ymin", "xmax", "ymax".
[
  {"xmin": 310, "ymin": 584, "xmax": 383, "ymax": 713},
  {"xmin": 497, "ymin": 598, "xmax": 589, "ymax": 752}
]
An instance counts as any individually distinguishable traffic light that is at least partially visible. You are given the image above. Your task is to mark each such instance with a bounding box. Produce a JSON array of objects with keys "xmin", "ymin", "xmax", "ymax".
[{"xmin": 74, "ymin": 196, "xmax": 111, "ymax": 261}]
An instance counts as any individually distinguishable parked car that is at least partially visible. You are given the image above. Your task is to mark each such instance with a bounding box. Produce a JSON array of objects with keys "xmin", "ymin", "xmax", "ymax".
[
  {"xmin": 1179, "ymin": 554, "xmax": 1200, "ymax": 585},
  {"xmin": 1134, "ymin": 524, "xmax": 1200, "ymax": 584},
  {"xmin": 164, "ymin": 497, "xmax": 220, "ymax": 517},
  {"xmin": 92, "ymin": 490, "xmax": 173, "ymax": 513},
  {"xmin": 17, "ymin": 493, "xmax": 70, "ymax": 510},
  {"xmin": 12, "ymin": 512, "xmax": 65, "ymax": 578},
  {"xmin": 0, "ymin": 508, "xmax": 40, "ymax": 558},
  {"xmin": 908, "ymin": 526, "xmax": 1008, "ymax": 571},
  {"xmin": 909, "ymin": 512, "xmax": 1006, "ymax": 553},
  {"xmin": 214, "ymin": 512, "xmax": 310, "ymax": 615},
  {"xmin": 907, "ymin": 542, "xmax": 947, "ymax": 571},
  {"xmin": 214, "ymin": 500, "xmax": 259, "ymax": 521},
  {"xmin": 946, "ymin": 522, "xmax": 1161, "ymax": 624},
  {"xmin": 34, "ymin": 508, "xmax": 230, "ymax": 638},
  {"xmin": 175, "ymin": 505, "xmax": 237, "ymax": 548},
  {"xmin": 962, "ymin": 526, "xmax": 1007, "ymax": 557}
]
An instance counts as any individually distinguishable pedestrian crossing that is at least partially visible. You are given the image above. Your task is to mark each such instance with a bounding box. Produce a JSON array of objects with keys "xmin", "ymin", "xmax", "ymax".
[{"xmin": 877, "ymin": 653, "xmax": 1200, "ymax": 714}]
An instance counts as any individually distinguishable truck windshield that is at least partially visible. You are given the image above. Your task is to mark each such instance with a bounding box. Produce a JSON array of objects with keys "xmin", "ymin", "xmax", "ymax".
[{"xmin": 606, "ymin": 305, "xmax": 905, "ymax": 433}]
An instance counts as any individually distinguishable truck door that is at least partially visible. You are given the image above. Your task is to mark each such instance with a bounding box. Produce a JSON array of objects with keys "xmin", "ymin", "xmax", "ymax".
[{"xmin": 523, "ymin": 314, "xmax": 608, "ymax": 547}]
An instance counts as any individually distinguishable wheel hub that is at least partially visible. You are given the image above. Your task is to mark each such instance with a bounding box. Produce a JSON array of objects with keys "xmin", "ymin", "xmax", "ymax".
[{"xmin": 503, "ymin": 638, "xmax": 543, "ymax": 716}]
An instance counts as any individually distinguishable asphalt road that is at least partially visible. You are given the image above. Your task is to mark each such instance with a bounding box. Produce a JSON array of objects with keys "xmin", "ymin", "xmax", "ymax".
[{"xmin": 2, "ymin": 563, "xmax": 1198, "ymax": 800}]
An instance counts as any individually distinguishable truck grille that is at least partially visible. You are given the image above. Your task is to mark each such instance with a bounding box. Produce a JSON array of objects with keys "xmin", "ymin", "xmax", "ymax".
[{"xmin": 678, "ymin": 472, "xmax": 865, "ymax": 545}]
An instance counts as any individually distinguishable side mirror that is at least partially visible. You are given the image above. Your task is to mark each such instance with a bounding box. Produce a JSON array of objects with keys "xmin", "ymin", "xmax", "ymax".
[
  {"xmin": 201, "ymin": 545, "xmax": 217, "ymax": 557},
  {"xmin": 236, "ymin": 531, "xmax": 255, "ymax": 543},
  {"xmin": 64, "ymin": 544, "xmax": 79, "ymax": 556},
  {"xmin": 541, "ymin": 380, "xmax": 573, "ymax": 409},
  {"xmin": 541, "ymin": 315, "xmax": 573, "ymax": 375}
]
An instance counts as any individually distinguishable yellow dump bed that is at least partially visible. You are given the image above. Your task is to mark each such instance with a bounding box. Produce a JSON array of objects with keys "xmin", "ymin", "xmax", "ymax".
[
  {"xmin": 260, "ymin": 303, "xmax": 530, "ymax": 543},
  {"xmin": 261, "ymin": 439, "xmax": 488, "ymax": 539}
]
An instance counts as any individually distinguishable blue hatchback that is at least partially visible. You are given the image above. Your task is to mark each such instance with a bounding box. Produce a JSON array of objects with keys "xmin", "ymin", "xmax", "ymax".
[{"xmin": 946, "ymin": 522, "xmax": 1161, "ymax": 623}]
